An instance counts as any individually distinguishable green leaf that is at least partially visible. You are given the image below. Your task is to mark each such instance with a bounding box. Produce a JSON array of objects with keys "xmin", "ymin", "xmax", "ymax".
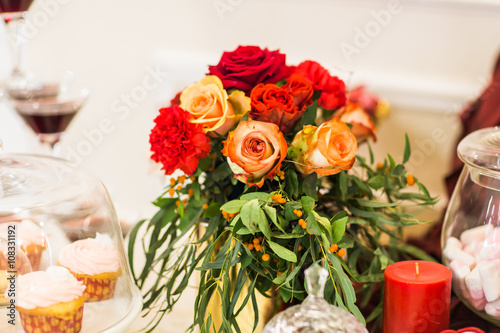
[
  {"xmin": 331, "ymin": 216, "xmax": 348, "ymax": 244},
  {"xmin": 285, "ymin": 168, "xmax": 299, "ymax": 198},
  {"xmin": 192, "ymin": 181, "xmax": 201, "ymax": 201},
  {"xmin": 355, "ymin": 199, "xmax": 400, "ymax": 208},
  {"xmin": 240, "ymin": 199, "xmax": 267, "ymax": 236},
  {"xmin": 204, "ymin": 202, "xmax": 221, "ymax": 218},
  {"xmin": 403, "ymin": 133, "xmax": 411, "ymax": 163},
  {"xmin": 263, "ymin": 205, "xmax": 285, "ymax": 233},
  {"xmin": 272, "ymin": 271, "xmax": 287, "ymax": 284},
  {"xmin": 392, "ymin": 164, "xmax": 405, "ymax": 177},
  {"xmin": 284, "ymin": 201, "xmax": 302, "ymax": 221},
  {"xmin": 306, "ymin": 213, "xmax": 321, "ymax": 235},
  {"xmin": 267, "ymin": 240, "xmax": 297, "ymax": 262},
  {"xmin": 388, "ymin": 154, "xmax": 396, "ymax": 170},
  {"xmin": 220, "ymin": 200, "xmax": 248, "ymax": 214},
  {"xmin": 300, "ymin": 196, "xmax": 315, "ymax": 213},
  {"xmin": 257, "ymin": 208, "xmax": 272, "ymax": 239},
  {"xmin": 300, "ymin": 99, "xmax": 318, "ymax": 127},
  {"xmin": 177, "ymin": 200, "xmax": 184, "ymax": 218},
  {"xmin": 368, "ymin": 175, "xmax": 385, "ymax": 190},
  {"xmin": 339, "ymin": 171, "xmax": 348, "ymax": 201},
  {"xmin": 301, "ymin": 173, "xmax": 318, "ymax": 199},
  {"xmin": 240, "ymin": 192, "xmax": 271, "ymax": 201},
  {"xmin": 367, "ymin": 141, "xmax": 375, "ymax": 164},
  {"xmin": 337, "ymin": 235, "xmax": 355, "ymax": 249}
]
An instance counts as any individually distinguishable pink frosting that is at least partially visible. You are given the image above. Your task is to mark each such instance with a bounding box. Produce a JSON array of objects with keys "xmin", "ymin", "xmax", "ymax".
[
  {"xmin": 58, "ymin": 233, "xmax": 120, "ymax": 275},
  {"xmin": 0, "ymin": 220, "xmax": 46, "ymax": 247},
  {"xmin": 15, "ymin": 266, "xmax": 85, "ymax": 309}
]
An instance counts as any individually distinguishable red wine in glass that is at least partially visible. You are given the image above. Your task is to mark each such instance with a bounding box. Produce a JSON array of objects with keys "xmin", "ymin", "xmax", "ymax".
[
  {"xmin": 12, "ymin": 94, "xmax": 88, "ymax": 156},
  {"xmin": 18, "ymin": 111, "xmax": 77, "ymax": 135},
  {"xmin": 0, "ymin": 0, "xmax": 34, "ymax": 22}
]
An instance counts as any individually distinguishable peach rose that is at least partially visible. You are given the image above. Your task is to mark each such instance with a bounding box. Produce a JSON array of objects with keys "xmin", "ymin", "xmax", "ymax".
[
  {"xmin": 289, "ymin": 118, "xmax": 357, "ymax": 176},
  {"xmin": 222, "ymin": 121, "xmax": 288, "ymax": 187},
  {"xmin": 180, "ymin": 75, "xmax": 250, "ymax": 135},
  {"xmin": 337, "ymin": 103, "xmax": 377, "ymax": 143}
]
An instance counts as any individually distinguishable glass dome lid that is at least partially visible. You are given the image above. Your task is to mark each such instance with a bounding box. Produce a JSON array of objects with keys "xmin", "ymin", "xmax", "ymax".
[
  {"xmin": 0, "ymin": 152, "xmax": 142, "ymax": 333},
  {"xmin": 458, "ymin": 127, "xmax": 500, "ymax": 174}
]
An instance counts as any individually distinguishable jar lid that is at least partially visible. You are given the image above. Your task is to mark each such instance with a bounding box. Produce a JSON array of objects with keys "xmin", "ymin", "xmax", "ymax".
[{"xmin": 458, "ymin": 127, "xmax": 500, "ymax": 175}]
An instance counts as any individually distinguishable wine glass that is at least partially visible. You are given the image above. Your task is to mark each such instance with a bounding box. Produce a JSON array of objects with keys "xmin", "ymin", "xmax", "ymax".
[
  {"xmin": 10, "ymin": 85, "xmax": 89, "ymax": 156},
  {"xmin": 0, "ymin": 0, "xmax": 59, "ymax": 99}
]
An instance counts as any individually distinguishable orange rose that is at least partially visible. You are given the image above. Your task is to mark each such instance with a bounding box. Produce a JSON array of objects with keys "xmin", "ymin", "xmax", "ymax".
[
  {"xmin": 337, "ymin": 103, "xmax": 377, "ymax": 143},
  {"xmin": 283, "ymin": 73, "xmax": 313, "ymax": 112},
  {"xmin": 289, "ymin": 118, "xmax": 357, "ymax": 176},
  {"xmin": 222, "ymin": 121, "xmax": 288, "ymax": 187},
  {"xmin": 180, "ymin": 75, "xmax": 250, "ymax": 135}
]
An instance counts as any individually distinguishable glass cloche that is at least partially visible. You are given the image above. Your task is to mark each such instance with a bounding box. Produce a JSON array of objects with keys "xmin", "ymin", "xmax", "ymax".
[
  {"xmin": 0, "ymin": 152, "xmax": 142, "ymax": 332},
  {"xmin": 442, "ymin": 127, "xmax": 500, "ymax": 326},
  {"xmin": 262, "ymin": 264, "xmax": 368, "ymax": 333}
]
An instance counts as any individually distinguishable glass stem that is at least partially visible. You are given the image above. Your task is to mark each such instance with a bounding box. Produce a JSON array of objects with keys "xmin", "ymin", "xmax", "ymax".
[{"xmin": 11, "ymin": 17, "xmax": 26, "ymax": 75}]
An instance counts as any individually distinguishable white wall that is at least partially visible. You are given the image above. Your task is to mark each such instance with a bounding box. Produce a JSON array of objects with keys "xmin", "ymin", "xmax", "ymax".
[{"xmin": 1, "ymin": 0, "xmax": 500, "ymax": 223}]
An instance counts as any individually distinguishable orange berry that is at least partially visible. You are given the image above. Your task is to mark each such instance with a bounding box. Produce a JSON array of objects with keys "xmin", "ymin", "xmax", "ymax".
[
  {"xmin": 254, "ymin": 244, "xmax": 262, "ymax": 252},
  {"xmin": 177, "ymin": 175, "xmax": 186, "ymax": 184},
  {"xmin": 253, "ymin": 238, "xmax": 260, "ymax": 245},
  {"xmin": 307, "ymin": 231, "xmax": 313, "ymax": 235},
  {"xmin": 407, "ymin": 174, "xmax": 415, "ymax": 186},
  {"xmin": 337, "ymin": 249, "xmax": 346, "ymax": 257},
  {"xmin": 298, "ymin": 219, "xmax": 305, "ymax": 225},
  {"xmin": 229, "ymin": 212, "xmax": 237, "ymax": 218},
  {"xmin": 298, "ymin": 245, "xmax": 303, "ymax": 251},
  {"xmin": 190, "ymin": 176, "xmax": 196, "ymax": 181},
  {"xmin": 222, "ymin": 211, "xmax": 229, "ymax": 218},
  {"xmin": 188, "ymin": 188, "xmax": 194, "ymax": 197},
  {"xmin": 294, "ymin": 210, "xmax": 303, "ymax": 218},
  {"xmin": 258, "ymin": 236, "xmax": 263, "ymax": 242},
  {"xmin": 329, "ymin": 244, "xmax": 338, "ymax": 253},
  {"xmin": 301, "ymin": 223, "xmax": 307, "ymax": 230},
  {"xmin": 168, "ymin": 188, "xmax": 175, "ymax": 197},
  {"xmin": 170, "ymin": 178, "xmax": 176, "ymax": 186},
  {"xmin": 176, "ymin": 185, "xmax": 182, "ymax": 191},
  {"xmin": 376, "ymin": 162, "xmax": 383, "ymax": 169},
  {"xmin": 280, "ymin": 176, "xmax": 285, "ymax": 180},
  {"xmin": 202, "ymin": 203, "xmax": 209, "ymax": 209},
  {"xmin": 247, "ymin": 243, "xmax": 254, "ymax": 251},
  {"xmin": 182, "ymin": 199, "xmax": 188, "ymax": 205},
  {"xmin": 262, "ymin": 254, "xmax": 270, "ymax": 261},
  {"xmin": 273, "ymin": 258, "xmax": 280, "ymax": 264},
  {"xmin": 277, "ymin": 272, "xmax": 283, "ymax": 277},
  {"xmin": 175, "ymin": 200, "xmax": 180, "ymax": 207}
]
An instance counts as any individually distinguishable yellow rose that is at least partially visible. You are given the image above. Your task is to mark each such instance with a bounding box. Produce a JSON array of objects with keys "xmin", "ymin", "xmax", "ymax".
[
  {"xmin": 180, "ymin": 75, "xmax": 250, "ymax": 135},
  {"xmin": 289, "ymin": 118, "xmax": 357, "ymax": 176}
]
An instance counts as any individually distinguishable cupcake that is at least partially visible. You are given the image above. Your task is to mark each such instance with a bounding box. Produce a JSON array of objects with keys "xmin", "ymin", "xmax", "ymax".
[
  {"xmin": 58, "ymin": 233, "xmax": 121, "ymax": 302},
  {"xmin": 0, "ymin": 219, "xmax": 47, "ymax": 271},
  {"xmin": 14, "ymin": 266, "xmax": 86, "ymax": 333}
]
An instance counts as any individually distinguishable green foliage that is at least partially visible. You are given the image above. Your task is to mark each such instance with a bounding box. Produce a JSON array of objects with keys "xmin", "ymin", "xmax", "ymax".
[{"xmin": 128, "ymin": 135, "xmax": 438, "ymax": 333}]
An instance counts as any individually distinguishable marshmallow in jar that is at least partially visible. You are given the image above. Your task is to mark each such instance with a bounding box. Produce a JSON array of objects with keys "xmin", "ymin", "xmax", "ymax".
[{"xmin": 442, "ymin": 127, "xmax": 500, "ymax": 325}]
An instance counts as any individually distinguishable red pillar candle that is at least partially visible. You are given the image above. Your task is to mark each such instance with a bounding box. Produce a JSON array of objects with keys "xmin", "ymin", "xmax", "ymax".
[{"xmin": 383, "ymin": 260, "xmax": 452, "ymax": 333}]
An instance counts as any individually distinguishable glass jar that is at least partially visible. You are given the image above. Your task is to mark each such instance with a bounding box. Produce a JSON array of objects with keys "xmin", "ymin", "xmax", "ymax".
[
  {"xmin": 0, "ymin": 152, "xmax": 142, "ymax": 332},
  {"xmin": 442, "ymin": 127, "xmax": 500, "ymax": 325},
  {"xmin": 262, "ymin": 264, "xmax": 368, "ymax": 333}
]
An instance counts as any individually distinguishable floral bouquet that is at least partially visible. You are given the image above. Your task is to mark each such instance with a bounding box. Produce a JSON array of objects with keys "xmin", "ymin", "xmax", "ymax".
[{"xmin": 128, "ymin": 45, "xmax": 436, "ymax": 332}]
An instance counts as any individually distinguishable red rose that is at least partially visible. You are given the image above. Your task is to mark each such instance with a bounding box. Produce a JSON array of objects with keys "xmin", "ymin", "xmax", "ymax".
[
  {"xmin": 250, "ymin": 83, "xmax": 302, "ymax": 133},
  {"xmin": 170, "ymin": 91, "xmax": 181, "ymax": 107},
  {"xmin": 149, "ymin": 105, "xmax": 211, "ymax": 175},
  {"xmin": 208, "ymin": 45, "xmax": 294, "ymax": 94},
  {"xmin": 296, "ymin": 60, "xmax": 346, "ymax": 110},
  {"xmin": 283, "ymin": 73, "xmax": 313, "ymax": 112}
]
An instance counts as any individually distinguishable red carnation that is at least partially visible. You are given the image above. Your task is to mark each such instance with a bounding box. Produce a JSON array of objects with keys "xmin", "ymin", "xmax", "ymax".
[
  {"xmin": 208, "ymin": 45, "xmax": 294, "ymax": 95},
  {"xmin": 296, "ymin": 60, "xmax": 346, "ymax": 110},
  {"xmin": 149, "ymin": 105, "xmax": 211, "ymax": 175}
]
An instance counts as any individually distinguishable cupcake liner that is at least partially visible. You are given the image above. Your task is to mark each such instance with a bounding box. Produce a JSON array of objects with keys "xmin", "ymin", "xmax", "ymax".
[
  {"xmin": 18, "ymin": 297, "xmax": 84, "ymax": 333},
  {"xmin": 22, "ymin": 244, "xmax": 45, "ymax": 271},
  {"xmin": 77, "ymin": 274, "xmax": 118, "ymax": 302}
]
